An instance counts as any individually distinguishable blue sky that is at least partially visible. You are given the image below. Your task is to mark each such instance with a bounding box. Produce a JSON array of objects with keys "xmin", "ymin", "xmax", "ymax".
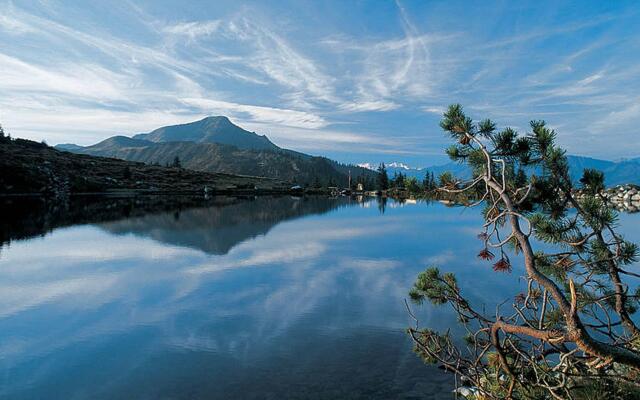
[{"xmin": 1, "ymin": 0, "xmax": 639, "ymax": 166}]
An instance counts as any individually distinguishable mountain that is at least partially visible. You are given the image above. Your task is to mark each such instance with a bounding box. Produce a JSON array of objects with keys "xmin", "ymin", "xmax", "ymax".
[
  {"xmin": 133, "ymin": 116, "xmax": 278, "ymax": 151},
  {"xmin": 59, "ymin": 117, "xmax": 378, "ymax": 187},
  {"xmin": 361, "ymin": 156, "xmax": 640, "ymax": 187},
  {"xmin": 596, "ymin": 158, "xmax": 640, "ymax": 186},
  {"xmin": 76, "ymin": 140, "xmax": 366, "ymax": 185}
]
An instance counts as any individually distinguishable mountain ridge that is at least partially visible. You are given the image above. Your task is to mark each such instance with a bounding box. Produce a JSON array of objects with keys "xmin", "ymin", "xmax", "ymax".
[
  {"xmin": 57, "ymin": 116, "xmax": 378, "ymax": 187},
  {"xmin": 132, "ymin": 116, "xmax": 278, "ymax": 151}
]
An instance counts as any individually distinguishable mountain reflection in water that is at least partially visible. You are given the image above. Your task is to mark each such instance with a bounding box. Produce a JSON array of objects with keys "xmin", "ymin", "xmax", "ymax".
[
  {"xmin": 3, "ymin": 196, "xmax": 637, "ymax": 399},
  {"xmin": 0, "ymin": 195, "xmax": 352, "ymax": 256},
  {"xmin": 99, "ymin": 196, "xmax": 354, "ymax": 255}
]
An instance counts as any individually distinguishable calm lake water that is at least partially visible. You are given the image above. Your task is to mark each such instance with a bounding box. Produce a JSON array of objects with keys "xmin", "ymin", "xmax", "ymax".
[{"xmin": 1, "ymin": 196, "xmax": 639, "ymax": 399}]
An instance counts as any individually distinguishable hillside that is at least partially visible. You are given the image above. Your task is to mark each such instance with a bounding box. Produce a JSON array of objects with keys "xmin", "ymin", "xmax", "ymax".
[
  {"xmin": 58, "ymin": 116, "xmax": 378, "ymax": 187},
  {"xmin": 74, "ymin": 140, "xmax": 363, "ymax": 185},
  {"xmin": 0, "ymin": 137, "xmax": 289, "ymax": 196}
]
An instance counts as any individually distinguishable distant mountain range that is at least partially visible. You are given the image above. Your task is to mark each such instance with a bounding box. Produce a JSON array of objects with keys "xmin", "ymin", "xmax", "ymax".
[
  {"xmin": 57, "ymin": 116, "xmax": 377, "ymax": 186},
  {"xmin": 360, "ymin": 156, "xmax": 640, "ymax": 187}
]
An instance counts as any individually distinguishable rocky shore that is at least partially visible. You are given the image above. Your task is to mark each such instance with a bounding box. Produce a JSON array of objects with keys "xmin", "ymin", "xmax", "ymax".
[
  {"xmin": 575, "ymin": 184, "xmax": 640, "ymax": 213},
  {"xmin": 603, "ymin": 184, "xmax": 640, "ymax": 213}
]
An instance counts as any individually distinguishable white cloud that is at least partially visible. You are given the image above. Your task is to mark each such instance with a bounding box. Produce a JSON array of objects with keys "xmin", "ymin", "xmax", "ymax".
[
  {"xmin": 340, "ymin": 100, "xmax": 400, "ymax": 112},
  {"xmin": 239, "ymin": 122, "xmax": 410, "ymax": 151},
  {"xmin": 342, "ymin": 258, "xmax": 400, "ymax": 270},
  {"xmin": 181, "ymin": 97, "xmax": 328, "ymax": 129},
  {"xmin": 163, "ymin": 20, "xmax": 221, "ymax": 39},
  {"xmin": 594, "ymin": 100, "xmax": 640, "ymax": 132},
  {"xmin": 0, "ymin": 53, "xmax": 127, "ymax": 100},
  {"xmin": 321, "ymin": 3, "xmax": 450, "ymax": 112},
  {"xmin": 542, "ymin": 71, "xmax": 606, "ymax": 99},
  {"xmin": 224, "ymin": 17, "xmax": 340, "ymax": 105},
  {"xmin": 1, "ymin": 2, "xmax": 639, "ymax": 159},
  {"xmin": 0, "ymin": 3, "xmax": 437, "ymax": 154},
  {"xmin": 1, "ymin": 105, "xmax": 201, "ymax": 145},
  {"xmin": 422, "ymin": 250, "xmax": 456, "ymax": 266},
  {"xmin": 422, "ymin": 106, "xmax": 444, "ymax": 114},
  {"xmin": 0, "ymin": 13, "xmax": 34, "ymax": 34}
]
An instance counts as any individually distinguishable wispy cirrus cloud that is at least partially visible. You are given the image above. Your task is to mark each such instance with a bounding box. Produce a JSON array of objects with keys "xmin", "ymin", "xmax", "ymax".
[
  {"xmin": 0, "ymin": 12, "xmax": 34, "ymax": 34},
  {"xmin": 163, "ymin": 19, "xmax": 221, "ymax": 39},
  {"xmin": 422, "ymin": 106, "xmax": 444, "ymax": 115},
  {"xmin": 181, "ymin": 97, "xmax": 328, "ymax": 129},
  {"xmin": 339, "ymin": 100, "xmax": 399, "ymax": 113},
  {"xmin": 1, "ymin": 1, "xmax": 640, "ymax": 162},
  {"xmin": 0, "ymin": 5, "xmax": 336, "ymax": 145},
  {"xmin": 224, "ymin": 17, "xmax": 340, "ymax": 106},
  {"xmin": 0, "ymin": 53, "xmax": 129, "ymax": 101}
]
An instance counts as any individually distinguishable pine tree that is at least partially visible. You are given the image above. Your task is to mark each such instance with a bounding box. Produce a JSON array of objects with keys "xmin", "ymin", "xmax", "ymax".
[
  {"xmin": 422, "ymin": 171, "xmax": 436, "ymax": 192},
  {"xmin": 398, "ymin": 172, "xmax": 406, "ymax": 188},
  {"xmin": 408, "ymin": 104, "xmax": 640, "ymax": 399},
  {"xmin": 377, "ymin": 163, "xmax": 389, "ymax": 191},
  {"xmin": 437, "ymin": 171, "xmax": 454, "ymax": 188},
  {"xmin": 365, "ymin": 176, "xmax": 373, "ymax": 191}
]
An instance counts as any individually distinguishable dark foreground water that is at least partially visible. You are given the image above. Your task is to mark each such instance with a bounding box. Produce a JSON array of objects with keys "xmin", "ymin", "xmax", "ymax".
[{"xmin": 0, "ymin": 196, "xmax": 638, "ymax": 399}]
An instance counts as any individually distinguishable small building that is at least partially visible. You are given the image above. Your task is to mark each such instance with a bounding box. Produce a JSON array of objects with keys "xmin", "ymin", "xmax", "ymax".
[{"xmin": 356, "ymin": 183, "xmax": 364, "ymax": 192}]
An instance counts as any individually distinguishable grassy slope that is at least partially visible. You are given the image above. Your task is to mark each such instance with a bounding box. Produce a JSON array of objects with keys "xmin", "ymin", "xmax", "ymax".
[{"xmin": 0, "ymin": 138, "xmax": 288, "ymax": 195}]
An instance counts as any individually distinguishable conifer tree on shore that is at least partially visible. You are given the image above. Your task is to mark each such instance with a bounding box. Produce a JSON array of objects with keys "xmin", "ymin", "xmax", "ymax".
[
  {"xmin": 408, "ymin": 104, "xmax": 640, "ymax": 399},
  {"xmin": 377, "ymin": 162, "xmax": 389, "ymax": 191}
]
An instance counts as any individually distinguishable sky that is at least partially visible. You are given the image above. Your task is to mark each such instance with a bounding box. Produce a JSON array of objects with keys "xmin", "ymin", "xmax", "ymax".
[{"xmin": 0, "ymin": 0, "xmax": 639, "ymax": 166}]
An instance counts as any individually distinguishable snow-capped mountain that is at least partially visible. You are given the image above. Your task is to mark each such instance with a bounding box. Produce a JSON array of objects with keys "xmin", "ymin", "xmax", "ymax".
[
  {"xmin": 386, "ymin": 162, "xmax": 414, "ymax": 170},
  {"xmin": 356, "ymin": 163, "xmax": 377, "ymax": 170},
  {"xmin": 357, "ymin": 161, "xmax": 421, "ymax": 171},
  {"xmin": 357, "ymin": 161, "xmax": 430, "ymax": 179}
]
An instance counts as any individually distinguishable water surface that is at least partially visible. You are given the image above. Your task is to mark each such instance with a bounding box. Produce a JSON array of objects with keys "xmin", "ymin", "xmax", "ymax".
[{"xmin": 1, "ymin": 196, "xmax": 638, "ymax": 399}]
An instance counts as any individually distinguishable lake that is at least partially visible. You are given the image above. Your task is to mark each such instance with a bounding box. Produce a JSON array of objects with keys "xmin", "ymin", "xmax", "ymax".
[{"xmin": 1, "ymin": 196, "xmax": 639, "ymax": 399}]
